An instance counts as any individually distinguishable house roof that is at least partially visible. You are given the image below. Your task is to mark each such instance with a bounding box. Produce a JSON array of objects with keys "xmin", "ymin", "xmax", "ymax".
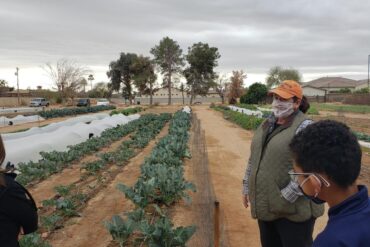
[
  {"xmin": 357, "ymin": 79, "xmax": 369, "ymax": 86},
  {"xmin": 305, "ymin": 77, "xmax": 359, "ymax": 88},
  {"xmin": 302, "ymin": 85, "xmax": 326, "ymax": 91}
]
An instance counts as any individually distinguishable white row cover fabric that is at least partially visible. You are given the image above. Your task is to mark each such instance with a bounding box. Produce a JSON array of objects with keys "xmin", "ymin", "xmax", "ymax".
[
  {"xmin": 257, "ymin": 107, "xmax": 272, "ymax": 112},
  {"xmin": 0, "ymin": 107, "xmax": 42, "ymax": 114},
  {"xmin": 2, "ymin": 113, "xmax": 109, "ymax": 141},
  {"xmin": 359, "ymin": 140, "xmax": 370, "ymax": 149},
  {"xmin": 3, "ymin": 113, "xmax": 140, "ymax": 165},
  {"xmin": 182, "ymin": 106, "xmax": 191, "ymax": 114},
  {"xmin": 0, "ymin": 115, "xmax": 45, "ymax": 127},
  {"xmin": 228, "ymin": 106, "xmax": 263, "ymax": 118}
]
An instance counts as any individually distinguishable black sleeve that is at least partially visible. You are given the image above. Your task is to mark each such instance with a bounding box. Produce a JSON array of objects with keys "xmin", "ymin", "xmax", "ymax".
[{"xmin": 2, "ymin": 185, "xmax": 38, "ymax": 234}]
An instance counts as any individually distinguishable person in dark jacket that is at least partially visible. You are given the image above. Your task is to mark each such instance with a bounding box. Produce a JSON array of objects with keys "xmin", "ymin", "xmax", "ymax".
[
  {"xmin": 0, "ymin": 136, "xmax": 38, "ymax": 247},
  {"xmin": 289, "ymin": 120, "xmax": 370, "ymax": 247},
  {"xmin": 242, "ymin": 80, "xmax": 324, "ymax": 247}
]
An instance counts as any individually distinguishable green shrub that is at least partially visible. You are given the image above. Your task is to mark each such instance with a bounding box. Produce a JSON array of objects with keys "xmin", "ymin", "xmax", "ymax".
[
  {"xmin": 240, "ymin": 83, "xmax": 268, "ymax": 104},
  {"xmin": 354, "ymin": 88, "xmax": 369, "ymax": 94}
]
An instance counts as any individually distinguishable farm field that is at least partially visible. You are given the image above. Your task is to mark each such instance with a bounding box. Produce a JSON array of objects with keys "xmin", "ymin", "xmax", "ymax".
[{"xmin": 3, "ymin": 104, "xmax": 369, "ymax": 246}]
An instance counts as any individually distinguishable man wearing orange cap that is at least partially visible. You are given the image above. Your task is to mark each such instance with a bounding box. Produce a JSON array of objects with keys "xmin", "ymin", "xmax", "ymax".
[{"xmin": 242, "ymin": 80, "xmax": 324, "ymax": 247}]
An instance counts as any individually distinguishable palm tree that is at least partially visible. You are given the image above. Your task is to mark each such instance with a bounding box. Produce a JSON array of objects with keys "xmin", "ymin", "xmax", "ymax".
[
  {"xmin": 79, "ymin": 78, "xmax": 88, "ymax": 92},
  {"xmin": 88, "ymin": 74, "xmax": 95, "ymax": 91}
]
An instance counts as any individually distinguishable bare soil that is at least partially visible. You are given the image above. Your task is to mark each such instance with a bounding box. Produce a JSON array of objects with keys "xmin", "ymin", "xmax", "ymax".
[
  {"xmin": 193, "ymin": 106, "xmax": 261, "ymax": 246},
  {"xmin": 29, "ymin": 134, "xmax": 133, "ymax": 207},
  {"xmin": 47, "ymin": 125, "xmax": 169, "ymax": 247},
  {"xmin": 312, "ymin": 114, "xmax": 370, "ymax": 134},
  {"xmin": 318, "ymin": 111, "xmax": 370, "ymax": 120}
]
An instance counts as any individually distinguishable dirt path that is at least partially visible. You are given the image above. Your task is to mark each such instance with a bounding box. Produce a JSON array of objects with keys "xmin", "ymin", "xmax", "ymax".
[
  {"xmin": 193, "ymin": 106, "xmax": 260, "ymax": 246},
  {"xmin": 193, "ymin": 106, "xmax": 328, "ymax": 247},
  {"xmin": 47, "ymin": 125, "xmax": 170, "ymax": 247}
]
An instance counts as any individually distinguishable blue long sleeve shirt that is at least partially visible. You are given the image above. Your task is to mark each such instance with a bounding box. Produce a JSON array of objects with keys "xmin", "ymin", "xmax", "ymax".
[{"xmin": 313, "ymin": 185, "xmax": 370, "ymax": 247}]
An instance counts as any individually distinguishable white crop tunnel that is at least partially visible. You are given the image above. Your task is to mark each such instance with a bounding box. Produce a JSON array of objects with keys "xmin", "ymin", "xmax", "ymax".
[{"xmin": 3, "ymin": 113, "xmax": 140, "ymax": 165}]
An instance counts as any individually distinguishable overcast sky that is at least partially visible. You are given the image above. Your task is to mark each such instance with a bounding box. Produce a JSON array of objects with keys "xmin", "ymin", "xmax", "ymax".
[{"xmin": 1, "ymin": 0, "xmax": 370, "ymax": 89}]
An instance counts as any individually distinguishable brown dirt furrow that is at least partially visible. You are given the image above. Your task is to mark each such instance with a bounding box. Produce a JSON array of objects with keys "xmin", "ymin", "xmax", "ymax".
[
  {"xmin": 170, "ymin": 126, "xmax": 196, "ymax": 241},
  {"xmin": 47, "ymin": 125, "xmax": 170, "ymax": 247},
  {"xmin": 29, "ymin": 133, "xmax": 134, "ymax": 207}
]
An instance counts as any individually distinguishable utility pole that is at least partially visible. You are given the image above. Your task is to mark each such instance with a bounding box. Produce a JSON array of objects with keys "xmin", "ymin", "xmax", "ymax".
[
  {"xmin": 367, "ymin": 55, "xmax": 370, "ymax": 93},
  {"xmin": 15, "ymin": 67, "xmax": 20, "ymax": 105}
]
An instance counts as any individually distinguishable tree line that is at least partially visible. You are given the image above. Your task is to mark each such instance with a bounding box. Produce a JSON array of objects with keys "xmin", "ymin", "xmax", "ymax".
[
  {"xmin": 13, "ymin": 37, "xmax": 302, "ymax": 105},
  {"xmin": 107, "ymin": 37, "xmax": 221, "ymax": 105}
]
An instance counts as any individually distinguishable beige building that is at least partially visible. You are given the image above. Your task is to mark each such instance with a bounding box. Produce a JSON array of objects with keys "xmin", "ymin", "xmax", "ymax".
[
  {"xmin": 302, "ymin": 85, "xmax": 326, "ymax": 97},
  {"xmin": 138, "ymin": 87, "xmax": 222, "ymax": 104},
  {"xmin": 355, "ymin": 80, "xmax": 369, "ymax": 91}
]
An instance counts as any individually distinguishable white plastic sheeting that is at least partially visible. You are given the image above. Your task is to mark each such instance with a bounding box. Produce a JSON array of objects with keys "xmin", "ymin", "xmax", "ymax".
[
  {"xmin": 359, "ymin": 141, "xmax": 370, "ymax": 149},
  {"xmin": 3, "ymin": 113, "xmax": 140, "ymax": 165},
  {"xmin": 0, "ymin": 107, "xmax": 42, "ymax": 114},
  {"xmin": 228, "ymin": 106, "xmax": 263, "ymax": 118},
  {"xmin": 0, "ymin": 115, "xmax": 45, "ymax": 127},
  {"xmin": 182, "ymin": 106, "xmax": 191, "ymax": 114},
  {"xmin": 257, "ymin": 107, "xmax": 272, "ymax": 112},
  {"xmin": 2, "ymin": 113, "xmax": 109, "ymax": 141}
]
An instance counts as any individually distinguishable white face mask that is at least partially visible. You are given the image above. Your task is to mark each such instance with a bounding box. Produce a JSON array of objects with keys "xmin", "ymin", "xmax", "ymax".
[{"xmin": 272, "ymin": 98, "xmax": 294, "ymax": 118}]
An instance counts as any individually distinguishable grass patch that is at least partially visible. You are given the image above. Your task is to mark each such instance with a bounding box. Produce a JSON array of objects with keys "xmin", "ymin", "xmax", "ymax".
[
  {"xmin": 312, "ymin": 103, "xmax": 370, "ymax": 114},
  {"xmin": 307, "ymin": 106, "xmax": 319, "ymax": 115}
]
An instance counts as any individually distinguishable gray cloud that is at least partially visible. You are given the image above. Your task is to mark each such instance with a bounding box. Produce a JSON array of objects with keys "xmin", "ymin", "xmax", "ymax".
[{"xmin": 1, "ymin": 0, "xmax": 370, "ymax": 87}]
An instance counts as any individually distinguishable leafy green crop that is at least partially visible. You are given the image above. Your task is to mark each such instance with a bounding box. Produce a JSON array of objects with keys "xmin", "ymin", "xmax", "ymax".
[
  {"xmin": 105, "ymin": 215, "xmax": 136, "ymax": 247},
  {"xmin": 108, "ymin": 111, "xmax": 196, "ymax": 246},
  {"xmin": 41, "ymin": 185, "xmax": 87, "ymax": 224},
  {"xmin": 140, "ymin": 216, "xmax": 196, "ymax": 247},
  {"xmin": 16, "ymin": 115, "xmax": 153, "ymax": 186},
  {"xmin": 110, "ymin": 107, "xmax": 142, "ymax": 116},
  {"xmin": 82, "ymin": 160, "xmax": 107, "ymax": 175},
  {"xmin": 235, "ymin": 103, "xmax": 258, "ymax": 110},
  {"xmin": 354, "ymin": 132, "xmax": 370, "ymax": 142},
  {"xmin": 40, "ymin": 213, "xmax": 62, "ymax": 231},
  {"xmin": 39, "ymin": 105, "xmax": 116, "ymax": 119},
  {"xmin": 213, "ymin": 106, "xmax": 264, "ymax": 130},
  {"xmin": 19, "ymin": 233, "xmax": 51, "ymax": 247}
]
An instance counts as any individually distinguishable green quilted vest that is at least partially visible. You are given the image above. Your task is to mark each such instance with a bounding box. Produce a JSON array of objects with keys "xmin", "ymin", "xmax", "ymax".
[{"xmin": 248, "ymin": 111, "xmax": 324, "ymax": 222}]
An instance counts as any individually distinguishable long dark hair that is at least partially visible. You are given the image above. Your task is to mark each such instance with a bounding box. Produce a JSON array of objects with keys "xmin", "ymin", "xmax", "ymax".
[
  {"xmin": 294, "ymin": 95, "xmax": 310, "ymax": 114},
  {"xmin": 0, "ymin": 136, "xmax": 6, "ymax": 187}
]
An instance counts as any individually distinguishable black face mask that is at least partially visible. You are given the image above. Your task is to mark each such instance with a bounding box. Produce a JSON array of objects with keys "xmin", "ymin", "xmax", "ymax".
[{"xmin": 298, "ymin": 185, "xmax": 326, "ymax": 204}]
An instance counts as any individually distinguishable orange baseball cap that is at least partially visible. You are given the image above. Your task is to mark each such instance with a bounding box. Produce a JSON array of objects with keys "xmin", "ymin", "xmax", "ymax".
[{"xmin": 268, "ymin": 80, "xmax": 303, "ymax": 99}]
